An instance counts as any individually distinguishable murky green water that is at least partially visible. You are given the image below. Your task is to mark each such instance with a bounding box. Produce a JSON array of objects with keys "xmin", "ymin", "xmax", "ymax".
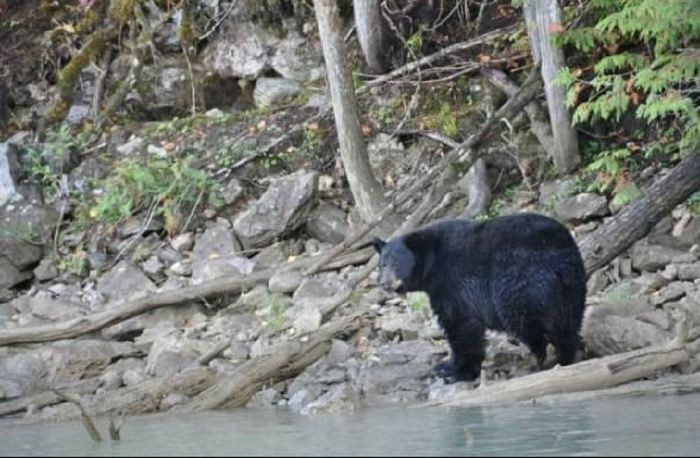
[{"xmin": 2, "ymin": 394, "xmax": 700, "ymax": 456}]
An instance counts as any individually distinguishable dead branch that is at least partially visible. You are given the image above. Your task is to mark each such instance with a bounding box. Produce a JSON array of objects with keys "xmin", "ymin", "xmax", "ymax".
[
  {"xmin": 362, "ymin": 24, "xmax": 517, "ymax": 90},
  {"xmin": 480, "ymin": 67, "xmax": 555, "ymax": 160},
  {"xmin": 51, "ymin": 389, "xmax": 102, "ymax": 442}
]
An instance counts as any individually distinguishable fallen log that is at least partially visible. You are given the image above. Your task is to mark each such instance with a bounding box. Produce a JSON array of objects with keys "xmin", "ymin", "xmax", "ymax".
[
  {"xmin": 427, "ymin": 311, "xmax": 692, "ymax": 408},
  {"xmin": 185, "ymin": 310, "xmax": 369, "ymax": 410},
  {"xmin": 580, "ymin": 150, "xmax": 700, "ymax": 275}
]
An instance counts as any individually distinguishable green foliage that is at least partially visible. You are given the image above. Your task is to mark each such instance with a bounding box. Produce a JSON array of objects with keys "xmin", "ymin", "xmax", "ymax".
[
  {"xmin": 689, "ymin": 192, "xmax": 700, "ymax": 216},
  {"xmin": 57, "ymin": 247, "xmax": 88, "ymax": 276},
  {"xmin": 92, "ymin": 155, "xmax": 218, "ymax": 233},
  {"xmin": 261, "ymin": 291, "xmax": 290, "ymax": 330},
  {"xmin": 406, "ymin": 292, "xmax": 430, "ymax": 318},
  {"xmin": 557, "ymin": 0, "xmax": 699, "ymax": 206}
]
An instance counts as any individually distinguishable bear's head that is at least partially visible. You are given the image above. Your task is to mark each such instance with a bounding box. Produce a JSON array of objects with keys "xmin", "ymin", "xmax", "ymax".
[{"xmin": 372, "ymin": 236, "xmax": 417, "ymax": 293}]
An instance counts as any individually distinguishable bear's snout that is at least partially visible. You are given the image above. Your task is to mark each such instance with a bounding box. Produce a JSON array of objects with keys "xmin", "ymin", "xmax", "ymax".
[{"xmin": 379, "ymin": 271, "xmax": 403, "ymax": 292}]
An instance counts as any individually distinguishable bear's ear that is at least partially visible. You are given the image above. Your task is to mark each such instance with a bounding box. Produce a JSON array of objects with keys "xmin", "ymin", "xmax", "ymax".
[{"xmin": 372, "ymin": 237, "xmax": 386, "ymax": 253}]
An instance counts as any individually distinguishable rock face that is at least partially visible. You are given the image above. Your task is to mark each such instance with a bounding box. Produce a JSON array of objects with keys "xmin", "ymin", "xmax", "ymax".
[
  {"xmin": 204, "ymin": 22, "xmax": 323, "ymax": 82},
  {"xmin": 233, "ymin": 170, "xmax": 318, "ymax": 249},
  {"xmin": 305, "ymin": 202, "xmax": 350, "ymax": 244}
]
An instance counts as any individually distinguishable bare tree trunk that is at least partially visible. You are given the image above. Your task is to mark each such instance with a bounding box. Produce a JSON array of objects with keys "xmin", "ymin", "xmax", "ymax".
[
  {"xmin": 461, "ymin": 158, "xmax": 492, "ymax": 218},
  {"xmin": 524, "ymin": 0, "xmax": 580, "ymax": 174},
  {"xmin": 314, "ymin": 0, "xmax": 389, "ymax": 222},
  {"xmin": 354, "ymin": 0, "xmax": 389, "ymax": 73},
  {"xmin": 581, "ymin": 151, "xmax": 700, "ymax": 275}
]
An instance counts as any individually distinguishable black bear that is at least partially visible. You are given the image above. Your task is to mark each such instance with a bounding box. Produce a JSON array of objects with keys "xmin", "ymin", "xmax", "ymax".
[{"xmin": 372, "ymin": 213, "xmax": 586, "ymax": 383}]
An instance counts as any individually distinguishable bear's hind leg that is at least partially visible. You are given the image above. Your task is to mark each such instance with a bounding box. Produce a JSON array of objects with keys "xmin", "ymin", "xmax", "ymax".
[
  {"xmin": 518, "ymin": 319, "xmax": 548, "ymax": 370},
  {"xmin": 553, "ymin": 334, "xmax": 581, "ymax": 366}
]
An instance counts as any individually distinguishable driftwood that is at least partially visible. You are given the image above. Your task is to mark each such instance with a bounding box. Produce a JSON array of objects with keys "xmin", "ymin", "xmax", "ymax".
[
  {"xmin": 427, "ymin": 313, "xmax": 692, "ymax": 408},
  {"xmin": 0, "ymin": 377, "xmax": 101, "ymax": 418},
  {"xmin": 51, "ymin": 389, "xmax": 103, "ymax": 442},
  {"xmin": 184, "ymin": 310, "xmax": 369, "ymax": 410}
]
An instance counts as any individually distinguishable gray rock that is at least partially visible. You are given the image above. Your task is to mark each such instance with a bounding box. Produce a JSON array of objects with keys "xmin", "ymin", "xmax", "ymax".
[
  {"xmin": 268, "ymin": 270, "xmax": 304, "ymax": 294},
  {"xmin": 305, "ymin": 202, "xmax": 350, "ymax": 244},
  {"xmin": 1, "ymin": 203, "xmax": 58, "ymax": 275},
  {"xmin": 146, "ymin": 334, "xmax": 210, "ymax": 378},
  {"xmin": 287, "ymin": 389, "xmax": 314, "ymax": 411},
  {"xmin": 222, "ymin": 341, "xmax": 250, "ymax": 362},
  {"xmin": 376, "ymin": 309, "xmax": 425, "ymax": 341},
  {"xmin": 170, "ymin": 232, "xmax": 194, "ymax": 252},
  {"xmin": 631, "ymin": 241, "xmax": 690, "ymax": 272},
  {"xmin": 66, "ymin": 104, "xmax": 90, "ymax": 125},
  {"xmin": 104, "ymin": 302, "xmax": 206, "ymax": 341},
  {"xmin": 87, "ymin": 250, "xmax": 108, "ymax": 270},
  {"xmin": 221, "ymin": 178, "xmax": 244, "ymax": 206},
  {"xmin": 123, "ymin": 367, "xmax": 147, "ymax": 386},
  {"xmin": 147, "ymin": 144, "xmax": 168, "ymax": 158},
  {"xmin": 678, "ymin": 263, "xmax": 700, "ymax": 281},
  {"xmin": 554, "ymin": 193, "xmax": 609, "ymax": 223},
  {"xmin": 352, "ymin": 341, "xmax": 444, "ymax": 401},
  {"xmin": 637, "ymin": 310, "xmax": 672, "ymax": 331},
  {"xmin": 300, "ymin": 383, "xmax": 357, "ymax": 415},
  {"xmin": 0, "ymin": 352, "xmax": 46, "ymax": 399},
  {"xmin": 293, "ymin": 306, "xmax": 322, "ymax": 334},
  {"xmin": 254, "ymin": 77, "xmax": 302, "ymax": 107},
  {"xmin": 169, "ymin": 261, "xmax": 192, "ymax": 277},
  {"xmin": 0, "ymin": 257, "xmax": 30, "ymax": 290},
  {"xmin": 142, "ymin": 255, "xmax": 165, "ymax": 277},
  {"xmin": 651, "ymin": 282, "xmax": 691, "ymax": 306},
  {"xmin": 538, "ymin": 177, "xmax": 578, "ymax": 207},
  {"xmin": 247, "ymin": 388, "xmax": 280, "ymax": 408},
  {"xmin": 97, "ymin": 260, "xmax": 157, "ymax": 304},
  {"xmin": 325, "ymin": 339, "xmax": 353, "ymax": 366},
  {"xmin": 205, "ymin": 22, "xmax": 322, "ymax": 82},
  {"xmin": 582, "ymin": 308, "xmax": 671, "ymax": 356},
  {"xmin": 33, "ymin": 259, "xmax": 59, "ymax": 282},
  {"xmin": 192, "ymin": 220, "xmax": 252, "ymax": 284},
  {"xmin": 117, "ymin": 215, "xmax": 164, "ymax": 238},
  {"xmin": 252, "ymin": 240, "xmax": 303, "ymax": 271},
  {"xmin": 115, "ymin": 136, "xmax": 144, "ymax": 156},
  {"xmin": 161, "ymin": 393, "xmax": 188, "ymax": 410},
  {"xmin": 11, "ymin": 287, "xmax": 88, "ymax": 323},
  {"xmin": 233, "ymin": 170, "xmax": 318, "ymax": 249}
]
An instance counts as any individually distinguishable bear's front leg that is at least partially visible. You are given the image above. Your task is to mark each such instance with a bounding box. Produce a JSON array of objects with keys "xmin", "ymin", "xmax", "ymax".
[{"xmin": 436, "ymin": 318, "xmax": 486, "ymax": 384}]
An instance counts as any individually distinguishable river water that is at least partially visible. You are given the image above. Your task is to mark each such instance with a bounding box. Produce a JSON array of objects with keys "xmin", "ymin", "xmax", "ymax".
[{"xmin": 2, "ymin": 393, "xmax": 700, "ymax": 456}]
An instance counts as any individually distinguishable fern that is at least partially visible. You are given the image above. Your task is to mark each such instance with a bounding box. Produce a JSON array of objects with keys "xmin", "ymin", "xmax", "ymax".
[{"xmin": 558, "ymin": 0, "xmax": 699, "ymax": 204}]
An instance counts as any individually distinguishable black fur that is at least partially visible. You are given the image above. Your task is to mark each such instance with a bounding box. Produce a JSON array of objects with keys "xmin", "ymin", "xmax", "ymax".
[{"xmin": 373, "ymin": 213, "xmax": 587, "ymax": 383}]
